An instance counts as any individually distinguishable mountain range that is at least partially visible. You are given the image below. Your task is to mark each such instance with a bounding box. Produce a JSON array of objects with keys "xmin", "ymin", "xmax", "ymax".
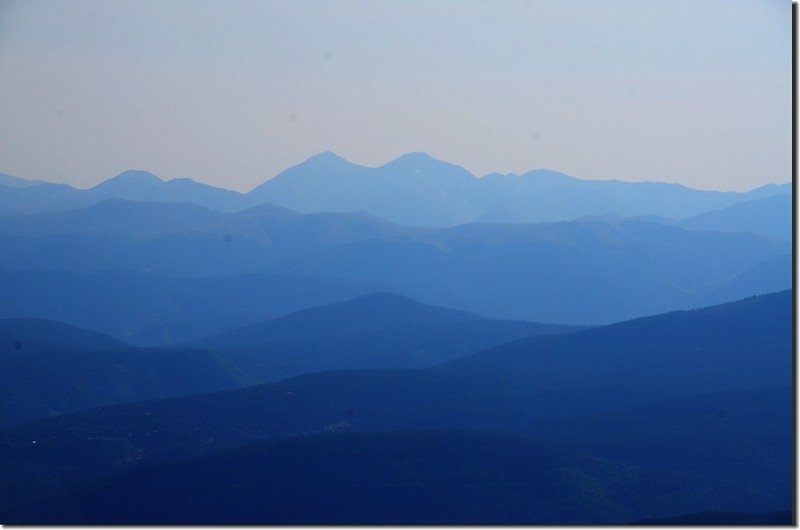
[
  {"xmin": 186, "ymin": 292, "xmax": 583, "ymax": 382},
  {"xmin": 0, "ymin": 198, "xmax": 789, "ymax": 325},
  {"xmin": 0, "ymin": 291, "xmax": 790, "ymax": 524},
  {"xmin": 0, "ymin": 151, "xmax": 791, "ymax": 525},
  {"xmin": 0, "ymin": 269, "xmax": 391, "ymax": 341},
  {"xmin": 0, "ymin": 293, "xmax": 581, "ymax": 426},
  {"xmin": 0, "ymin": 152, "xmax": 790, "ymax": 226},
  {"xmin": 0, "ymin": 318, "xmax": 257, "ymax": 427}
]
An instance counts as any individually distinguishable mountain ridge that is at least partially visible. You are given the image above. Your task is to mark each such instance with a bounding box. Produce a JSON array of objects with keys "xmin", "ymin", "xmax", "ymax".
[
  {"xmin": 0, "ymin": 291, "xmax": 790, "ymax": 523},
  {"xmin": 184, "ymin": 292, "xmax": 582, "ymax": 382},
  {"xmin": 0, "ymin": 201, "xmax": 787, "ymax": 325},
  {"xmin": 0, "ymin": 154, "xmax": 789, "ymax": 224}
]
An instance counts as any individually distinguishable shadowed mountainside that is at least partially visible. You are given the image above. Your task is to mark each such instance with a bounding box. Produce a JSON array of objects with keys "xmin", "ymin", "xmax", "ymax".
[
  {"xmin": 0, "ymin": 319, "xmax": 257, "ymax": 427},
  {"xmin": 188, "ymin": 293, "xmax": 583, "ymax": 382},
  {"xmin": 0, "ymin": 291, "xmax": 789, "ymax": 522},
  {"xmin": 0, "ymin": 269, "xmax": 394, "ymax": 342},
  {"xmin": 0, "ymin": 430, "xmax": 698, "ymax": 525},
  {"xmin": 0, "ymin": 293, "xmax": 582, "ymax": 425},
  {"xmin": 0, "ymin": 156, "xmax": 791, "ymax": 524}
]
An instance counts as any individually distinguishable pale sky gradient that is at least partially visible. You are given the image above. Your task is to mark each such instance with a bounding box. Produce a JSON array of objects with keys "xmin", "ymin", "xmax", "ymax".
[{"xmin": 0, "ymin": 0, "xmax": 791, "ymax": 192}]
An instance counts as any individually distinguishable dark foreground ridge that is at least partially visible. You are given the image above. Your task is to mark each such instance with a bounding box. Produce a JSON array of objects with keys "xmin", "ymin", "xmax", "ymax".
[{"xmin": 0, "ymin": 291, "xmax": 791, "ymax": 524}]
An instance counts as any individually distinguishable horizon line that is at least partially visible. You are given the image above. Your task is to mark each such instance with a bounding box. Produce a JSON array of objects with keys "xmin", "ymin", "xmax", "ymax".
[{"xmin": 1, "ymin": 150, "xmax": 791, "ymax": 196}]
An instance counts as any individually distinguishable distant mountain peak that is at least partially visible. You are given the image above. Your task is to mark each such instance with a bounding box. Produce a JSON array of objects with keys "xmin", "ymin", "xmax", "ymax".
[
  {"xmin": 302, "ymin": 151, "xmax": 352, "ymax": 166},
  {"xmin": 167, "ymin": 177, "xmax": 199, "ymax": 184},
  {"xmin": 395, "ymin": 151, "xmax": 436, "ymax": 162},
  {"xmin": 265, "ymin": 151, "xmax": 362, "ymax": 177},
  {"xmin": 285, "ymin": 292, "xmax": 433, "ymax": 316},
  {"xmin": 93, "ymin": 170, "xmax": 164, "ymax": 191},
  {"xmin": 248, "ymin": 151, "xmax": 365, "ymax": 194},
  {"xmin": 108, "ymin": 170, "xmax": 163, "ymax": 183},
  {"xmin": 384, "ymin": 152, "xmax": 438, "ymax": 166},
  {"xmin": 380, "ymin": 152, "xmax": 473, "ymax": 176}
]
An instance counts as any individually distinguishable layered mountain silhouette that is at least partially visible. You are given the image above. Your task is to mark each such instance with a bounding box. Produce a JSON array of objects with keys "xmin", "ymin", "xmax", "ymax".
[
  {"xmin": 0, "ymin": 291, "xmax": 790, "ymax": 523},
  {"xmin": 0, "ymin": 319, "xmax": 257, "ymax": 426},
  {"xmin": 435, "ymin": 291, "xmax": 790, "ymax": 413},
  {"xmin": 0, "ymin": 197, "xmax": 223, "ymax": 236},
  {"xmin": 0, "ymin": 170, "xmax": 257, "ymax": 214},
  {"xmin": 701, "ymin": 253, "xmax": 791, "ymax": 306},
  {"xmin": 88, "ymin": 170, "xmax": 251, "ymax": 211},
  {"xmin": 0, "ymin": 293, "xmax": 580, "ymax": 425},
  {"xmin": 0, "ymin": 318, "xmax": 126, "ymax": 351},
  {"xmin": 581, "ymin": 192, "xmax": 792, "ymax": 242},
  {"xmin": 248, "ymin": 152, "xmax": 486, "ymax": 226},
  {"xmin": 0, "ymin": 152, "xmax": 791, "ymax": 524},
  {"xmin": 7, "ymin": 290, "xmax": 784, "ymax": 446},
  {"xmin": 0, "ymin": 173, "xmax": 49, "ymax": 188},
  {"xmin": 285, "ymin": 219, "xmax": 788, "ymax": 323},
  {"xmin": 0, "ymin": 199, "xmax": 788, "ymax": 324},
  {"xmin": 0, "ymin": 153, "xmax": 789, "ymax": 225},
  {"xmin": 0, "ymin": 269, "xmax": 392, "ymax": 341},
  {"xmin": 187, "ymin": 293, "xmax": 582, "ymax": 382},
  {"xmin": 0, "ymin": 198, "xmax": 412, "ymax": 277},
  {"xmin": 678, "ymin": 193, "xmax": 792, "ymax": 241},
  {"xmin": 249, "ymin": 152, "xmax": 791, "ymax": 225}
]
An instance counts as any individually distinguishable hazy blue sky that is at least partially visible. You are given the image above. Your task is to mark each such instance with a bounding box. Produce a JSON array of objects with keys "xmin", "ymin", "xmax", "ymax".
[{"xmin": 0, "ymin": 0, "xmax": 790, "ymax": 192}]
